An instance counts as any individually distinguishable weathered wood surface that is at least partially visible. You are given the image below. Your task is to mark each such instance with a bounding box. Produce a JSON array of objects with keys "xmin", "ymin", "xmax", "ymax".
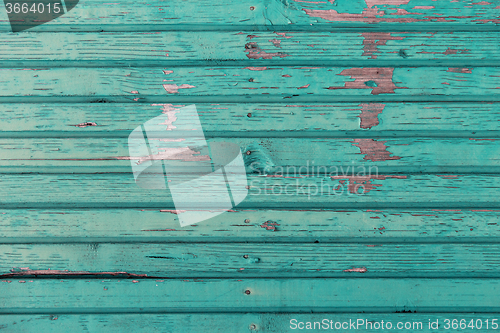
[
  {"xmin": 2, "ymin": 137, "xmax": 500, "ymax": 173},
  {"xmin": 1, "ymin": 103, "xmax": 499, "ymax": 138},
  {"xmin": 3, "ymin": 243, "xmax": 500, "ymax": 278},
  {"xmin": 0, "ymin": 173, "xmax": 499, "ymax": 208},
  {"xmin": 3, "ymin": 67, "xmax": 500, "ymax": 102},
  {"xmin": 3, "ymin": 313, "xmax": 500, "ymax": 333},
  {"xmin": 1, "ymin": 209, "xmax": 498, "ymax": 244},
  {"xmin": 2, "ymin": 279, "xmax": 500, "ymax": 313},
  {"xmin": 1, "ymin": 32, "xmax": 500, "ymax": 66},
  {"xmin": 1, "ymin": 0, "xmax": 500, "ymax": 32}
]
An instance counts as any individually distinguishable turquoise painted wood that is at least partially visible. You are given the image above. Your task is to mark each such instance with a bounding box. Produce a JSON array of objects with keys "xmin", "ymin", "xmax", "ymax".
[
  {"xmin": 1, "ymin": 209, "xmax": 498, "ymax": 244},
  {"xmin": 2, "ymin": 67, "xmax": 500, "ymax": 102},
  {"xmin": 1, "ymin": 32, "xmax": 500, "ymax": 67},
  {"xmin": 1, "ymin": 0, "xmax": 500, "ymax": 32},
  {"xmin": 3, "ymin": 314, "xmax": 500, "ymax": 333},
  {"xmin": 2, "ymin": 279, "xmax": 500, "ymax": 313},
  {"xmin": 0, "ymin": 103, "xmax": 499, "ymax": 137},
  {"xmin": 1, "ymin": 0, "xmax": 500, "ymax": 331}
]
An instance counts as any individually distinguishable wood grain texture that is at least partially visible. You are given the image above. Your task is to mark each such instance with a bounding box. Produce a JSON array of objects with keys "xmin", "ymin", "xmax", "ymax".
[
  {"xmin": 3, "ymin": 243, "xmax": 500, "ymax": 278},
  {"xmin": 3, "ymin": 67, "xmax": 500, "ymax": 102},
  {"xmin": 1, "ymin": 31, "xmax": 500, "ymax": 67},
  {"xmin": 1, "ymin": 0, "xmax": 499, "ymax": 32},
  {"xmin": 1, "ymin": 103, "xmax": 499, "ymax": 138},
  {"xmin": 0, "ymin": 173, "xmax": 498, "ymax": 208},
  {"xmin": 2, "ymin": 278, "xmax": 500, "ymax": 313},
  {"xmin": 2, "ymin": 313, "xmax": 500, "ymax": 332},
  {"xmin": 1, "ymin": 209, "xmax": 498, "ymax": 244},
  {"xmin": 1, "ymin": 137, "xmax": 500, "ymax": 173}
]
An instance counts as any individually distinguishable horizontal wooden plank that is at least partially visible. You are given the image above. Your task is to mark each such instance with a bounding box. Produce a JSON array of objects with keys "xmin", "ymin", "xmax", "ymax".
[
  {"xmin": 3, "ymin": 67, "xmax": 500, "ymax": 102},
  {"xmin": 1, "ymin": 0, "xmax": 499, "ymax": 31},
  {"xmin": 2, "ymin": 137, "xmax": 500, "ymax": 173},
  {"xmin": 3, "ymin": 243, "xmax": 500, "ymax": 278},
  {"xmin": 3, "ymin": 313, "xmax": 500, "ymax": 332},
  {"xmin": 2, "ymin": 278, "xmax": 500, "ymax": 313},
  {"xmin": 1, "ymin": 208, "xmax": 499, "ymax": 243},
  {"xmin": 1, "ymin": 103, "xmax": 499, "ymax": 138},
  {"xmin": 2, "ymin": 32, "xmax": 500, "ymax": 67},
  {"xmin": 0, "ymin": 173, "xmax": 499, "ymax": 209}
]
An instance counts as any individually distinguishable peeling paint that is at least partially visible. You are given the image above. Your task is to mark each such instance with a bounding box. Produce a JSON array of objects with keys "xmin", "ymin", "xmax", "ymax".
[
  {"xmin": 327, "ymin": 68, "xmax": 406, "ymax": 95},
  {"xmin": 361, "ymin": 33, "xmax": 404, "ymax": 59},
  {"xmin": 163, "ymin": 84, "xmax": 196, "ymax": 94},
  {"xmin": 358, "ymin": 103, "xmax": 385, "ymax": 129},
  {"xmin": 351, "ymin": 139, "xmax": 401, "ymax": 161},
  {"xmin": 447, "ymin": 68, "xmax": 472, "ymax": 73},
  {"xmin": 244, "ymin": 67, "xmax": 268, "ymax": 71},
  {"xmin": 119, "ymin": 147, "xmax": 210, "ymax": 165},
  {"xmin": 260, "ymin": 221, "xmax": 280, "ymax": 231}
]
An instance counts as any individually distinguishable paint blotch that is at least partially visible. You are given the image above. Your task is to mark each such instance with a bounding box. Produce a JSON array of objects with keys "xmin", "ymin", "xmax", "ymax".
[
  {"xmin": 245, "ymin": 42, "xmax": 289, "ymax": 60},
  {"xmin": 163, "ymin": 70, "xmax": 173, "ymax": 74},
  {"xmin": 327, "ymin": 68, "xmax": 405, "ymax": 95},
  {"xmin": 358, "ymin": 103, "xmax": 385, "ymax": 129},
  {"xmin": 297, "ymin": 84, "xmax": 310, "ymax": 89},
  {"xmin": 72, "ymin": 122, "xmax": 97, "ymax": 128},
  {"xmin": 351, "ymin": 139, "xmax": 401, "ymax": 161}
]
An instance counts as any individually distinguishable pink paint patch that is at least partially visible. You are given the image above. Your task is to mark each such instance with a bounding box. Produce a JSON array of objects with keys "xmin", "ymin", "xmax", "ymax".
[
  {"xmin": 358, "ymin": 103, "xmax": 385, "ymax": 129},
  {"xmin": 163, "ymin": 84, "xmax": 196, "ymax": 93},
  {"xmin": 413, "ymin": 5, "xmax": 434, "ymax": 9},
  {"xmin": 365, "ymin": 0, "xmax": 410, "ymax": 7},
  {"xmin": 269, "ymin": 39, "xmax": 281, "ymax": 48},
  {"xmin": 447, "ymin": 68, "xmax": 472, "ymax": 73},
  {"xmin": 343, "ymin": 267, "xmax": 367, "ymax": 273},
  {"xmin": 130, "ymin": 91, "xmax": 139, "ymax": 94},
  {"xmin": 275, "ymin": 32, "xmax": 292, "ymax": 39},
  {"xmin": 351, "ymin": 139, "xmax": 401, "ymax": 161},
  {"xmin": 244, "ymin": 67, "xmax": 268, "ymax": 71},
  {"xmin": 163, "ymin": 70, "xmax": 173, "ymax": 74},
  {"xmin": 328, "ymin": 68, "xmax": 405, "ymax": 95},
  {"xmin": 361, "ymin": 33, "xmax": 404, "ymax": 59},
  {"xmin": 260, "ymin": 221, "xmax": 280, "ymax": 231},
  {"xmin": 297, "ymin": 84, "xmax": 310, "ymax": 89}
]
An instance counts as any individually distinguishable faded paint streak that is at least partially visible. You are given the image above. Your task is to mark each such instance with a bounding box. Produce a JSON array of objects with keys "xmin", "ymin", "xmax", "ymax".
[
  {"xmin": 328, "ymin": 68, "xmax": 405, "ymax": 95},
  {"xmin": 447, "ymin": 68, "xmax": 473, "ymax": 73},
  {"xmin": 351, "ymin": 139, "xmax": 401, "ymax": 161},
  {"xmin": 245, "ymin": 42, "xmax": 289, "ymax": 60},
  {"xmin": 244, "ymin": 67, "xmax": 268, "ymax": 71},
  {"xmin": 361, "ymin": 33, "xmax": 404, "ymax": 59},
  {"xmin": 358, "ymin": 103, "xmax": 385, "ymax": 129},
  {"xmin": 331, "ymin": 175, "xmax": 407, "ymax": 194},
  {"xmin": 163, "ymin": 84, "xmax": 196, "ymax": 94},
  {"xmin": 119, "ymin": 147, "xmax": 210, "ymax": 165},
  {"xmin": 71, "ymin": 122, "xmax": 97, "ymax": 128},
  {"xmin": 343, "ymin": 267, "xmax": 367, "ymax": 273},
  {"xmin": 4, "ymin": 268, "xmax": 148, "ymax": 278}
]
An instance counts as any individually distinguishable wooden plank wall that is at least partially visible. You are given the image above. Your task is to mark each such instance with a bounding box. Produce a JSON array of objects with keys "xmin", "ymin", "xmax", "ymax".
[{"xmin": 1, "ymin": 0, "xmax": 500, "ymax": 331}]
